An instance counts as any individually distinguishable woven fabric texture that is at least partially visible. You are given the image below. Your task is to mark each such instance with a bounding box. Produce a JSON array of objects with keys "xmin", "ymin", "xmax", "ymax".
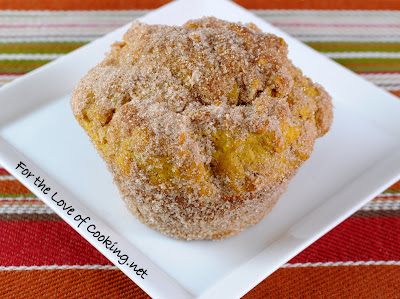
[{"xmin": 0, "ymin": 3, "xmax": 399, "ymax": 299}]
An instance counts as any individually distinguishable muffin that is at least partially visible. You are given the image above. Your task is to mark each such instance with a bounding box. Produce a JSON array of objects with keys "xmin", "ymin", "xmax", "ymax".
[{"xmin": 70, "ymin": 17, "xmax": 333, "ymax": 240}]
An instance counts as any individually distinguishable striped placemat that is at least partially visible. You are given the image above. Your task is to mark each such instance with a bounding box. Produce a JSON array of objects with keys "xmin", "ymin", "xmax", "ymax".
[{"xmin": 1, "ymin": 9, "xmax": 399, "ymax": 298}]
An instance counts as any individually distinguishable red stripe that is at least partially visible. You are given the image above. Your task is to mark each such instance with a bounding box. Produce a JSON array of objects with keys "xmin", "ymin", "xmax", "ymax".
[
  {"xmin": 0, "ymin": 72, "xmax": 27, "ymax": 76},
  {"xmin": 290, "ymin": 217, "xmax": 400, "ymax": 264},
  {"xmin": 388, "ymin": 180, "xmax": 400, "ymax": 191},
  {"xmin": 0, "ymin": 169, "xmax": 10, "ymax": 175},
  {"xmin": 1, "ymin": 0, "xmax": 400, "ymax": 10},
  {"xmin": 0, "ymin": 0, "xmax": 171, "ymax": 10},
  {"xmin": 356, "ymin": 71, "xmax": 400, "ymax": 75},
  {"xmin": 0, "ymin": 221, "xmax": 111, "ymax": 266},
  {"xmin": 1, "ymin": 217, "xmax": 399, "ymax": 267},
  {"xmin": 0, "ymin": 23, "xmax": 124, "ymax": 28},
  {"xmin": 374, "ymin": 195, "xmax": 400, "ymax": 200}
]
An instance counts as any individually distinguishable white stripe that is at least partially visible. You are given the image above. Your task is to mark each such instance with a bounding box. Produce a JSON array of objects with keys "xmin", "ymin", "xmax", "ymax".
[
  {"xmin": 0, "ymin": 265, "xmax": 118, "ymax": 270},
  {"xmin": 0, "ymin": 16, "xmax": 138, "ymax": 24},
  {"xmin": 0, "ymin": 28, "xmax": 117, "ymax": 35},
  {"xmin": 0, "ymin": 18, "xmax": 130, "ymax": 25},
  {"xmin": 0, "ymin": 203, "xmax": 53, "ymax": 214},
  {"xmin": 379, "ymin": 86, "xmax": 400, "ymax": 91},
  {"xmin": 360, "ymin": 73, "xmax": 400, "ymax": 83},
  {"xmin": 252, "ymin": 10, "xmax": 400, "ymax": 17},
  {"xmin": 0, "ymin": 175, "xmax": 14, "ymax": 180},
  {"xmin": 1, "ymin": 11, "xmax": 396, "ymax": 25},
  {"xmin": 0, "ymin": 12, "xmax": 397, "ymax": 35},
  {"xmin": 377, "ymin": 192, "xmax": 400, "ymax": 197},
  {"xmin": 0, "ymin": 74, "xmax": 20, "ymax": 80},
  {"xmin": 359, "ymin": 74, "xmax": 400, "ymax": 90},
  {"xmin": 275, "ymin": 27, "xmax": 400, "ymax": 35},
  {"xmin": 0, "ymin": 36, "xmax": 96, "ymax": 42},
  {"xmin": 0, "ymin": 28, "xmax": 397, "ymax": 44},
  {"xmin": 0, "ymin": 197, "xmax": 38, "ymax": 201},
  {"xmin": 258, "ymin": 16, "xmax": 400, "ymax": 24},
  {"xmin": 282, "ymin": 260, "xmax": 400, "ymax": 268},
  {"xmin": 367, "ymin": 84, "xmax": 400, "ymax": 91},
  {"xmin": 0, "ymin": 82, "xmax": 11, "ymax": 87},
  {"xmin": 296, "ymin": 36, "xmax": 400, "ymax": 42},
  {"xmin": 0, "ymin": 10, "xmax": 149, "ymax": 17},
  {"xmin": 1, "ymin": 25, "xmax": 399, "ymax": 37},
  {"xmin": 0, "ymin": 10, "xmax": 398, "ymax": 22},
  {"xmin": 361, "ymin": 199, "xmax": 400, "ymax": 211},
  {"xmin": 0, "ymin": 53, "xmax": 62, "ymax": 60},
  {"xmin": 254, "ymin": 11, "xmax": 400, "ymax": 24},
  {"xmin": 0, "ymin": 75, "xmax": 20, "ymax": 87},
  {"xmin": 324, "ymin": 52, "xmax": 400, "ymax": 59}
]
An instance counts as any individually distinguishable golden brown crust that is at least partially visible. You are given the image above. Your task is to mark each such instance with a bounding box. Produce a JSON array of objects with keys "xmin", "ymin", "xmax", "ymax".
[{"xmin": 70, "ymin": 17, "xmax": 333, "ymax": 240}]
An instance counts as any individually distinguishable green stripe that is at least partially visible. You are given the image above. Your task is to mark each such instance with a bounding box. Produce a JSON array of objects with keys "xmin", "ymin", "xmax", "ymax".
[
  {"xmin": 0, "ymin": 52, "xmax": 398, "ymax": 74},
  {"xmin": 2, "ymin": 41, "xmax": 400, "ymax": 55},
  {"xmin": 306, "ymin": 42, "xmax": 400, "ymax": 53},
  {"xmin": 0, "ymin": 193, "xmax": 36, "ymax": 198},
  {"xmin": 7, "ymin": 41, "xmax": 394, "ymax": 55},
  {"xmin": 0, "ymin": 42, "xmax": 86, "ymax": 54},
  {"xmin": 332, "ymin": 58, "xmax": 400, "ymax": 72},
  {"xmin": 0, "ymin": 59, "xmax": 51, "ymax": 73},
  {"xmin": 333, "ymin": 58, "xmax": 400, "ymax": 64},
  {"xmin": 0, "ymin": 59, "xmax": 53, "ymax": 66}
]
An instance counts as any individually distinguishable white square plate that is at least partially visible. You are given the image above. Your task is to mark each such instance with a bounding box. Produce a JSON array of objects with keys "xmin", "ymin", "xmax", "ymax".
[{"xmin": 1, "ymin": 0, "xmax": 400, "ymax": 298}]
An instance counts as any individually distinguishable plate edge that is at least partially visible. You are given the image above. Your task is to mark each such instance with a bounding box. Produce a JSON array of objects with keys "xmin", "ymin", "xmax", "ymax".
[
  {"xmin": 0, "ymin": 136, "xmax": 194, "ymax": 299},
  {"xmin": 200, "ymin": 149, "xmax": 400, "ymax": 299}
]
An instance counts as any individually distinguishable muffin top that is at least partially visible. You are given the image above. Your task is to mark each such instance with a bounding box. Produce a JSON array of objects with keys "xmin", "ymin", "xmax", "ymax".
[{"xmin": 71, "ymin": 17, "xmax": 333, "ymax": 202}]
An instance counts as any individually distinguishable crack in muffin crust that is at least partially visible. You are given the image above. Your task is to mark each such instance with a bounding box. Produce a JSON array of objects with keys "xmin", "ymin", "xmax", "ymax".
[{"xmin": 71, "ymin": 17, "xmax": 333, "ymax": 240}]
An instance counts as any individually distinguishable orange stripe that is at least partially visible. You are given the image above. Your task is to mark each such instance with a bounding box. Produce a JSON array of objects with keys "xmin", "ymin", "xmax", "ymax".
[
  {"xmin": 0, "ymin": 213, "xmax": 61, "ymax": 221},
  {"xmin": 1, "ymin": 0, "xmax": 400, "ymax": 10},
  {"xmin": 0, "ymin": 199, "xmax": 44, "ymax": 204},
  {"xmin": 388, "ymin": 180, "xmax": 400, "ymax": 191},
  {"xmin": 0, "ymin": 269, "xmax": 149, "ymax": 298},
  {"xmin": 0, "ymin": 180, "xmax": 32, "ymax": 195},
  {"xmin": 389, "ymin": 90, "xmax": 400, "ymax": 98},
  {"xmin": 0, "ymin": 0, "xmax": 171, "ymax": 10},
  {"xmin": 2, "ymin": 266, "xmax": 399, "ymax": 298},
  {"xmin": 0, "ymin": 199, "xmax": 43, "ymax": 205},
  {"xmin": 244, "ymin": 265, "xmax": 400, "ymax": 298}
]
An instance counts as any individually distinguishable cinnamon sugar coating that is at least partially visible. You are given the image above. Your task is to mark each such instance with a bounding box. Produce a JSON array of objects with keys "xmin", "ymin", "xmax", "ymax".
[{"xmin": 70, "ymin": 17, "xmax": 333, "ymax": 240}]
